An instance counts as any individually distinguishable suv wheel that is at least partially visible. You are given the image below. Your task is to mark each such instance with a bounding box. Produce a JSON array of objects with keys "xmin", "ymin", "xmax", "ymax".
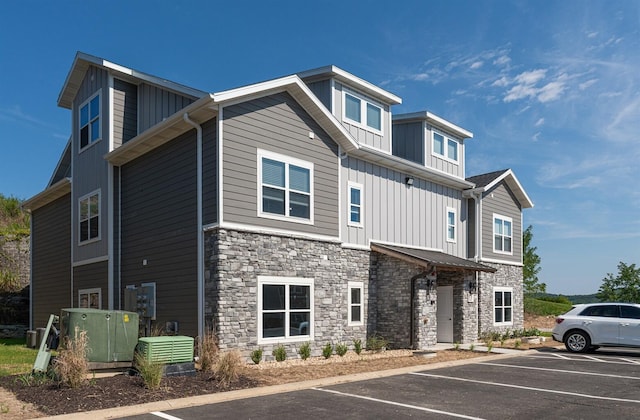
[{"xmin": 564, "ymin": 330, "xmax": 590, "ymax": 353}]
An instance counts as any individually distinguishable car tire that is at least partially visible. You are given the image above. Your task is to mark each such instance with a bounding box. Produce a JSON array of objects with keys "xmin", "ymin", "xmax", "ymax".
[{"xmin": 564, "ymin": 330, "xmax": 591, "ymax": 353}]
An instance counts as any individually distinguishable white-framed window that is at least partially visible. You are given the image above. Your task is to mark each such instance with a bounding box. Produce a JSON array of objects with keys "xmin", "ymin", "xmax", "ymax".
[
  {"xmin": 343, "ymin": 90, "xmax": 383, "ymax": 133},
  {"xmin": 348, "ymin": 182, "xmax": 363, "ymax": 227},
  {"xmin": 446, "ymin": 207, "xmax": 456, "ymax": 243},
  {"xmin": 79, "ymin": 91, "xmax": 101, "ymax": 151},
  {"xmin": 493, "ymin": 214, "xmax": 513, "ymax": 254},
  {"xmin": 494, "ymin": 287, "xmax": 513, "ymax": 325},
  {"xmin": 258, "ymin": 149, "xmax": 313, "ymax": 224},
  {"xmin": 258, "ymin": 276, "xmax": 313, "ymax": 343},
  {"xmin": 432, "ymin": 131, "xmax": 459, "ymax": 163},
  {"xmin": 79, "ymin": 190, "xmax": 100, "ymax": 244},
  {"xmin": 348, "ymin": 281, "xmax": 364, "ymax": 326},
  {"xmin": 79, "ymin": 288, "xmax": 101, "ymax": 309}
]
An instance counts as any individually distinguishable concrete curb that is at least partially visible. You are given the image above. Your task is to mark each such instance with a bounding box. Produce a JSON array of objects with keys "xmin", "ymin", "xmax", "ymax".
[{"xmin": 40, "ymin": 350, "xmax": 535, "ymax": 419}]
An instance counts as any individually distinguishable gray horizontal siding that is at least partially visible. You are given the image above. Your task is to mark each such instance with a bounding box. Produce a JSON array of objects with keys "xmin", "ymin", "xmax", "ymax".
[
  {"xmin": 305, "ymin": 79, "xmax": 332, "ymax": 110},
  {"xmin": 120, "ymin": 130, "xmax": 199, "ymax": 337},
  {"xmin": 222, "ymin": 91, "xmax": 339, "ymax": 237},
  {"xmin": 31, "ymin": 194, "xmax": 71, "ymax": 328},
  {"xmin": 113, "ymin": 78, "xmax": 138, "ymax": 147},
  {"xmin": 73, "ymin": 261, "xmax": 108, "ymax": 309},
  {"xmin": 343, "ymin": 156, "xmax": 466, "ymax": 256},
  {"xmin": 138, "ymin": 83, "xmax": 195, "ymax": 133},
  {"xmin": 481, "ymin": 183, "xmax": 522, "ymax": 263},
  {"xmin": 392, "ymin": 121, "xmax": 424, "ymax": 165}
]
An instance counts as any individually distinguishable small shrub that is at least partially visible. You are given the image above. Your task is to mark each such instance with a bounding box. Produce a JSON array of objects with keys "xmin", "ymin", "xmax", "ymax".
[
  {"xmin": 487, "ymin": 342, "xmax": 493, "ymax": 353},
  {"xmin": 453, "ymin": 342, "xmax": 460, "ymax": 351},
  {"xmin": 134, "ymin": 353, "xmax": 163, "ymax": 390},
  {"xmin": 198, "ymin": 330, "xmax": 219, "ymax": 372},
  {"xmin": 53, "ymin": 327, "xmax": 89, "ymax": 388},
  {"xmin": 514, "ymin": 339, "xmax": 521, "ymax": 349},
  {"xmin": 322, "ymin": 343, "xmax": 333, "ymax": 359},
  {"xmin": 335, "ymin": 342, "xmax": 348, "ymax": 357},
  {"xmin": 215, "ymin": 350, "xmax": 243, "ymax": 387},
  {"xmin": 469, "ymin": 343, "xmax": 475, "ymax": 352},
  {"xmin": 250, "ymin": 348, "xmax": 263, "ymax": 364},
  {"xmin": 272, "ymin": 344, "xmax": 287, "ymax": 362},
  {"xmin": 353, "ymin": 338, "xmax": 362, "ymax": 355},
  {"xmin": 366, "ymin": 334, "xmax": 388, "ymax": 352},
  {"xmin": 298, "ymin": 342, "xmax": 311, "ymax": 360}
]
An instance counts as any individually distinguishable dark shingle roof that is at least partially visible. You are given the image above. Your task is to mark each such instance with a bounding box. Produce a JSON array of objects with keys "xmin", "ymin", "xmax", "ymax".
[
  {"xmin": 466, "ymin": 169, "xmax": 509, "ymax": 188},
  {"xmin": 371, "ymin": 243, "xmax": 496, "ymax": 273}
]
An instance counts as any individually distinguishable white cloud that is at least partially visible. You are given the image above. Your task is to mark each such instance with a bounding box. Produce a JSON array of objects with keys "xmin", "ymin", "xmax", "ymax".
[
  {"xmin": 535, "ymin": 118, "xmax": 545, "ymax": 127},
  {"xmin": 587, "ymin": 31, "xmax": 598, "ymax": 38},
  {"xmin": 537, "ymin": 80, "xmax": 566, "ymax": 102},
  {"xmin": 514, "ymin": 69, "xmax": 547, "ymax": 85},
  {"xmin": 493, "ymin": 55, "xmax": 511, "ymax": 66},
  {"xmin": 470, "ymin": 61, "xmax": 483, "ymax": 69},
  {"xmin": 579, "ymin": 79, "xmax": 598, "ymax": 90},
  {"xmin": 492, "ymin": 76, "xmax": 509, "ymax": 87},
  {"xmin": 532, "ymin": 131, "xmax": 541, "ymax": 142}
]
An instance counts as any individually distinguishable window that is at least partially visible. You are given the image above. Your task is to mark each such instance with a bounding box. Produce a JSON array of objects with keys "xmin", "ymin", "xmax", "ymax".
[
  {"xmin": 446, "ymin": 207, "xmax": 456, "ymax": 242},
  {"xmin": 620, "ymin": 305, "xmax": 640, "ymax": 319},
  {"xmin": 79, "ymin": 191, "xmax": 100, "ymax": 243},
  {"xmin": 258, "ymin": 276, "xmax": 313, "ymax": 342},
  {"xmin": 348, "ymin": 183, "xmax": 363, "ymax": 227},
  {"xmin": 493, "ymin": 214, "xmax": 513, "ymax": 254},
  {"xmin": 580, "ymin": 305, "xmax": 619, "ymax": 318},
  {"xmin": 343, "ymin": 91, "xmax": 383, "ymax": 133},
  {"xmin": 348, "ymin": 282, "xmax": 363, "ymax": 326},
  {"xmin": 432, "ymin": 132, "xmax": 459, "ymax": 163},
  {"xmin": 258, "ymin": 150, "xmax": 313, "ymax": 223},
  {"xmin": 79, "ymin": 92, "xmax": 101, "ymax": 150},
  {"xmin": 494, "ymin": 287, "xmax": 513, "ymax": 325},
  {"xmin": 79, "ymin": 288, "xmax": 101, "ymax": 309}
]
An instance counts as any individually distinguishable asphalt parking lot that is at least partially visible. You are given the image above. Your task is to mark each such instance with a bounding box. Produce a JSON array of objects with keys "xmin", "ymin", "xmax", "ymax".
[{"xmin": 119, "ymin": 348, "xmax": 640, "ymax": 420}]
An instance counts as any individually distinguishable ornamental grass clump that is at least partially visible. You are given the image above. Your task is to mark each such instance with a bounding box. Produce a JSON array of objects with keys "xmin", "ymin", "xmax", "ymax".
[
  {"xmin": 134, "ymin": 352, "xmax": 164, "ymax": 390},
  {"xmin": 53, "ymin": 326, "xmax": 89, "ymax": 388},
  {"xmin": 197, "ymin": 330, "xmax": 219, "ymax": 372},
  {"xmin": 215, "ymin": 350, "xmax": 243, "ymax": 387}
]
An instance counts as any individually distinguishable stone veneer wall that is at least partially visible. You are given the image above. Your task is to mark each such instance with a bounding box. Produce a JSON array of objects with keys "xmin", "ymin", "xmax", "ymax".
[
  {"xmin": 204, "ymin": 228, "xmax": 374, "ymax": 360},
  {"xmin": 477, "ymin": 263, "xmax": 524, "ymax": 336}
]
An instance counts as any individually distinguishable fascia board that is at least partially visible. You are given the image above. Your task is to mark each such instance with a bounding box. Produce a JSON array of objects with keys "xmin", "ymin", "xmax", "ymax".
[
  {"xmin": 394, "ymin": 111, "xmax": 473, "ymax": 139},
  {"xmin": 22, "ymin": 178, "xmax": 71, "ymax": 212}
]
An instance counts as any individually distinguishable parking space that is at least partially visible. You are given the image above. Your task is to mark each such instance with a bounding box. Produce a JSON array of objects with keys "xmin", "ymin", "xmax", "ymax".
[{"xmin": 120, "ymin": 348, "xmax": 640, "ymax": 420}]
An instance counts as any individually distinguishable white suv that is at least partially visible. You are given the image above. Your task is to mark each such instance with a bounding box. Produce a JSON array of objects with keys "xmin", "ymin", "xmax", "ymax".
[{"xmin": 552, "ymin": 303, "xmax": 640, "ymax": 353}]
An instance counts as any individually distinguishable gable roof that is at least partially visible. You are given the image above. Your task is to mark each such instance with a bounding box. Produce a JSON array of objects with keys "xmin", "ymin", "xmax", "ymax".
[
  {"xmin": 393, "ymin": 111, "xmax": 473, "ymax": 140},
  {"xmin": 466, "ymin": 169, "xmax": 534, "ymax": 209}
]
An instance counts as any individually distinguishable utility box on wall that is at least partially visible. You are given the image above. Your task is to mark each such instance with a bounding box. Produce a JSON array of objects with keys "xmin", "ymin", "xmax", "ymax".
[
  {"xmin": 124, "ymin": 282, "xmax": 157, "ymax": 320},
  {"xmin": 60, "ymin": 308, "xmax": 139, "ymax": 363}
]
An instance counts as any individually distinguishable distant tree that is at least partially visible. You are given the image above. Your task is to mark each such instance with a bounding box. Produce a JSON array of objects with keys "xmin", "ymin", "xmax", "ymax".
[
  {"xmin": 523, "ymin": 225, "xmax": 545, "ymax": 294},
  {"xmin": 596, "ymin": 262, "xmax": 640, "ymax": 303}
]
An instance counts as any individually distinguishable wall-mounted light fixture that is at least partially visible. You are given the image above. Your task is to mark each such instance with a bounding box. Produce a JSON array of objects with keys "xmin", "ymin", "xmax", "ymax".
[
  {"xmin": 426, "ymin": 278, "xmax": 434, "ymax": 289},
  {"xmin": 405, "ymin": 177, "xmax": 414, "ymax": 186},
  {"xmin": 468, "ymin": 280, "xmax": 477, "ymax": 293}
]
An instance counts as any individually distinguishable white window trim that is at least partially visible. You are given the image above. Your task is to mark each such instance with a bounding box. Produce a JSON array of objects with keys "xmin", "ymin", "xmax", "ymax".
[
  {"xmin": 446, "ymin": 207, "xmax": 457, "ymax": 243},
  {"xmin": 257, "ymin": 149, "xmax": 314, "ymax": 225},
  {"xmin": 78, "ymin": 189, "xmax": 101, "ymax": 245},
  {"xmin": 493, "ymin": 286, "xmax": 513, "ymax": 326},
  {"xmin": 493, "ymin": 213, "xmax": 513, "ymax": 255},
  {"xmin": 431, "ymin": 129, "xmax": 459, "ymax": 164},
  {"xmin": 78, "ymin": 287, "xmax": 102, "ymax": 309},
  {"xmin": 257, "ymin": 276, "xmax": 314, "ymax": 344},
  {"xmin": 78, "ymin": 90, "xmax": 102, "ymax": 153},
  {"xmin": 348, "ymin": 281, "xmax": 364, "ymax": 326},
  {"xmin": 342, "ymin": 89, "xmax": 384, "ymax": 135},
  {"xmin": 347, "ymin": 182, "xmax": 364, "ymax": 228}
]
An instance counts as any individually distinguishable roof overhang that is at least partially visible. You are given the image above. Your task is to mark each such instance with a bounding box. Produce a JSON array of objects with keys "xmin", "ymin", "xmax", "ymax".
[
  {"xmin": 393, "ymin": 111, "xmax": 473, "ymax": 140},
  {"xmin": 58, "ymin": 52, "xmax": 206, "ymax": 109},
  {"xmin": 470, "ymin": 169, "xmax": 533, "ymax": 209},
  {"xmin": 371, "ymin": 242, "xmax": 496, "ymax": 273},
  {"xmin": 22, "ymin": 178, "xmax": 71, "ymax": 212},
  {"xmin": 298, "ymin": 65, "xmax": 402, "ymax": 105}
]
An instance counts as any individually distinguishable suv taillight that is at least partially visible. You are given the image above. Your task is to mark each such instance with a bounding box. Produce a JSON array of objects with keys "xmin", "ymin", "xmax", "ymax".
[{"xmin": 555, "ymin": 317, "xmax": 564, "ymax": 324}]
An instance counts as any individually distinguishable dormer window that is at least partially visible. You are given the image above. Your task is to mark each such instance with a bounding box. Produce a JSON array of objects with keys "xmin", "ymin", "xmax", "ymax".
[
  {"xmin": 432, "ymin": 131, "xmax": 458, "ymax": 163},
  {"xmin": 343, "ymin": 91, "xmax": 382, "ymax": 133},
  {"xmin": 79, "ymin": 92, "xmax": 101, "ymax": 151}
]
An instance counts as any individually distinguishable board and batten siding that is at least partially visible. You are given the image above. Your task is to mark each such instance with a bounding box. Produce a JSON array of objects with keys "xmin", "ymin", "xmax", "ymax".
[
  {"xmin": 333, "ymin": 82, "xmax": 392, "ymax": 153},
  {"xmin": 342, "ymin": 156, "xmax": 466, "ymax": 257},
  {"xmin": 481, "ymin": 183, "xmax": 522, "ymax": 264},
  {"xmin": 138, "ymin": 83, "xmax": 195, "ymax": 133},
  {"xmin": 222, "ymin": 92, "xmax": 339, "ymax": 237},
  {"xmin": 202, "ymin": 118, "xmax": 218, "ymax": 226},
  {"xmin": 31, "ymin": 194, "xmax": 72, "ymax": 328},
  {"xmin": 73, "ymin": 261, "xmax": 108, "ymax": 309},
  {"xmin": 119, "ymin": 130, "xmax": 199, "ymax": 336},
  {"xmin": 305, "ymin": 78, "xmax": 332, "ymax": 110},
  {"xmin": 113, "ymin": 78, "xmax": 138, "ymax": 148},
  {"xmin": 424, "ymin": 124, "xmax": 465, "ymax": 179},
  {"xmin": 392, "ymin": 121, "xmax": 424, "ymax": 165},
  {"xmin": 72, "ymin": 66, "xmax": 110, "ymax": 263}
]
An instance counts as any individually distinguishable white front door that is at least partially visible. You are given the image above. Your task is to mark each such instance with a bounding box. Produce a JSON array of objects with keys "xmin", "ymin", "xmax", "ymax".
[{"xmin": 437, "ymin": 286, "xmax": 454, "ymax": 342}]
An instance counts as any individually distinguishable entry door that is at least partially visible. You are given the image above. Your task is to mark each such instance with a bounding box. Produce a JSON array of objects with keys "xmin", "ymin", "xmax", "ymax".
[{"xmin": 437, "ymin": 286, "xmax": 454, "ymax": 342}]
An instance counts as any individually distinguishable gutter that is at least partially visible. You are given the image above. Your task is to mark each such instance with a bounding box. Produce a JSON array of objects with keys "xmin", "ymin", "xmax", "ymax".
[{"xmin": 183, "ymin": 113, "xmax": 204, "ymax": 340}]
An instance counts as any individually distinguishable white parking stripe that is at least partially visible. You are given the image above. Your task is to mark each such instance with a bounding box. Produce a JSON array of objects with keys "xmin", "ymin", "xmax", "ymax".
[
  {"xmin": 481, "ymin": 362, "xmax": 640, "ymax": 380},
  {"xmin": 151, "ymin": 412, "xmax": 183, "ymax": 420},
  {"xmin": 529, "ymin": 354, "xmax": 640, "ymax": 366},
  {"xmin": 550, "ymin": 353, "xmax": 570, "ymax": 359},
  {"xmin": 312, "ymin": 387, "xmax": 485, "ymax": 419},
  {"xmin": 410, "ymin": 373, "xmax": 640, "ymax": 404},
  {"xmin": 618, "ymin": 358, "xmax": 640, "ymax": 365},
  {"xmin": 583, "ymin": 355, "xmax": 606, "ymax": 362}
]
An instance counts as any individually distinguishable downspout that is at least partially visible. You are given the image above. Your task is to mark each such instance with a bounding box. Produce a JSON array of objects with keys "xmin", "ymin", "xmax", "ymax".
[{"xmin": 183, "ymin": 113, "xmax": 204, "ymax": 340}]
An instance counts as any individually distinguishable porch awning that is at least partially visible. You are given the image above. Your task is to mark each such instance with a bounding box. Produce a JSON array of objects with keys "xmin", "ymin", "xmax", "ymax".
[{"xmin": 370, "ymin": 243, "xmax": 496, "ymax": 273}]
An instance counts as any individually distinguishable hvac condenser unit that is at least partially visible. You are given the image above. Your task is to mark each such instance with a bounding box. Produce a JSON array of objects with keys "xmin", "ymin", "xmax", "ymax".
[{"xmin": 137, "ymin": 336, "xmax": 194, "ymax": 364}]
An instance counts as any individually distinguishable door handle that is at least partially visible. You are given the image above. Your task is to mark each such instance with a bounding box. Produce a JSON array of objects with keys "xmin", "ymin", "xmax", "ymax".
[{"xmin": 620, "ymin": 323, "xmax": 630, "ymax": 327}]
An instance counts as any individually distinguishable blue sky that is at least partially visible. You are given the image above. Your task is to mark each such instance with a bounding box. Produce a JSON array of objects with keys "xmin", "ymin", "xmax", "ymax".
[{"xmin": 1, "ymin": 1, "xmax": 638, "ymax": 295}]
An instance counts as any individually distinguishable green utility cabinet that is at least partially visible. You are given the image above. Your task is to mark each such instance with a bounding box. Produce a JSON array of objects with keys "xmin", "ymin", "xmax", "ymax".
[
  {"xmin": 137, "ymin": 336, "xmax": 194, "ymax": 363},
  {"xmin": 60, "ymin": 308, "xmax": 139, "ymax": 363}
]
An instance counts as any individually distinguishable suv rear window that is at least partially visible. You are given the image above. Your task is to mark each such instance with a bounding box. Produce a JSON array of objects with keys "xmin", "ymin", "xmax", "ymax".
[
  {"xmin": 620, "ymin": 305, "xmax": 640, "ymax": 319},
  {"xmin": 579, "ymin": 305, "xmax": 619, "ymax": 317}
]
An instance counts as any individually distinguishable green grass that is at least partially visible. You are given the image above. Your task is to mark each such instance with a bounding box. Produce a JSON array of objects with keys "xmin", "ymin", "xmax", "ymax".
[
  {"xmin": 0, "ymin": 338, "xmax": 37, "ymax": 376},
  {"xmin": 524, "ymin": 296, "xmax": 572, "ymax": 316}
]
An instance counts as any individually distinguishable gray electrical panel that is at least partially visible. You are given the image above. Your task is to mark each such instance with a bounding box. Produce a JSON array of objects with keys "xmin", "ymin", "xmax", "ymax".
[{"xmin": 123, "ymin": 282, "xmax": 156, "ymax": 320}]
